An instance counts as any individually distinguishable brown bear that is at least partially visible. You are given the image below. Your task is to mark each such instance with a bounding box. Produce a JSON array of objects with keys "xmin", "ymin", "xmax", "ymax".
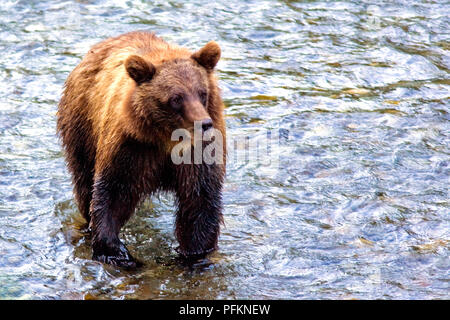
[{"xmin": 57, "ymin": 31, "xmax": 226, "ymax": 269}]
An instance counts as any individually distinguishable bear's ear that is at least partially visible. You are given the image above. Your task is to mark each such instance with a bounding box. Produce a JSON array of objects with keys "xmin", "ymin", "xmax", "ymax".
[
  {"xmin": 125, "ymin": 55, "xmax": 155, "ymax": 84},
  {"xmin": 191, "ymin": 41, "xmax": 221, "ymax": 71}
]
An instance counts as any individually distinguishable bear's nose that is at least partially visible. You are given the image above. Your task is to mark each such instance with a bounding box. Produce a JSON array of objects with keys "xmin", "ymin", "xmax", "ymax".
[{"xmin": 201, "ymin": 119, "xmax": 213, "ymax": 132}]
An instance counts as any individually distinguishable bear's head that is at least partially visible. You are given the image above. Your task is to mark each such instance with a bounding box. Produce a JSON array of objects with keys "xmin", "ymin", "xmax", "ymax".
[{"xmin": 124, "ymin": 41, "xmax": 221, "ymax": 143}]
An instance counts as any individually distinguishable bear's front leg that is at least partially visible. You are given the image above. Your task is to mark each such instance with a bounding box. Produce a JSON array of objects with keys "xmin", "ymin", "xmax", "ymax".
[
  {"xmin": 90, "ymin": 170, "xmax": 142, "ymax": 269},
  {"xmin": 174, "ymin": 163, "xmax": 225, "ymax": 259},
  {"xmin": 89, "ymin": 142, "xmax": 146, "ymax": 269}
]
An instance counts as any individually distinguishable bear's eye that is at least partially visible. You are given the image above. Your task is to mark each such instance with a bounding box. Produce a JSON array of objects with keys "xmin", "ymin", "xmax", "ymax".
[
  {"xmin": 199, "ymin": 90, "xmax": 207, "ymax": 106},
  {"xmin": 170, "ymin": 94, "xmax": 183, "ymax": 112}
]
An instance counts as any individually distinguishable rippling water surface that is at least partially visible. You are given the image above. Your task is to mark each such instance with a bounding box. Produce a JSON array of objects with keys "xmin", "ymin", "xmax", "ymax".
[{"xmin": 0, "ymin": 0, "xmax": 449, "ymax": 299}]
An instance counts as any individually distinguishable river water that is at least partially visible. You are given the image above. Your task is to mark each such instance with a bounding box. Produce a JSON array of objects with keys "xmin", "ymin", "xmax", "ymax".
[{"xmin": 0, "ymin": 0, "xmax": 448, "ymax": 299}]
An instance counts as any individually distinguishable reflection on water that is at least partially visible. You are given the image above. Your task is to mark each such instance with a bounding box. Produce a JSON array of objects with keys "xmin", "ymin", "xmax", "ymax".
[{"xmin": 0, "ymin": 0, "xmax": 448, "ymax": 299}]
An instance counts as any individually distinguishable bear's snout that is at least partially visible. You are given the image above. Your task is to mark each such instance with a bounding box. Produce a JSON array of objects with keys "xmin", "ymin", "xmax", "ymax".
[{"xmin": 183, "ymin": 100, "xmax": 211, "ymax": 127}]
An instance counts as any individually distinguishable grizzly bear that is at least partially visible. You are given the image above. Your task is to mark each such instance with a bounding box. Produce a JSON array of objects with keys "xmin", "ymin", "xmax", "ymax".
[{"xmin": 57, "ymin": 31, "xmax": 226, "ymax": 269}]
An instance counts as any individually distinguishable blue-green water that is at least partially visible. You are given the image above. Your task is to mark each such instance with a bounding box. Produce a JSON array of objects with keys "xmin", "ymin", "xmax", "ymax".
[{"xmin": 0, "ymin": 0, "xmax": 448, "ymax": 299}]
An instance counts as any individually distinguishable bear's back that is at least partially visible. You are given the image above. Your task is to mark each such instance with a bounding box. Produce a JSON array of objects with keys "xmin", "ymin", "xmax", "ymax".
[{"xmin": 85, "ymin": 31, "xmax": 191, "ymax": 82}]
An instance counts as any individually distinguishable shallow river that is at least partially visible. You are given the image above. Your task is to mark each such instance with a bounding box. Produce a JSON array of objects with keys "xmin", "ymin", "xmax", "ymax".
[{"xmin": 0, "ymin": 0, "xmax": 449, "ymax": 299}]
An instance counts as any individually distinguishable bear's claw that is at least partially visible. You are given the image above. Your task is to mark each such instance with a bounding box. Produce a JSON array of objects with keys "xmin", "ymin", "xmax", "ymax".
[
  {"xmin": 95, "ymin": 254, "xmax": 142, "ymax": 270},
  {"xmin": 93, "ymin": 241, "xmax": 142, "ymax": 270}
]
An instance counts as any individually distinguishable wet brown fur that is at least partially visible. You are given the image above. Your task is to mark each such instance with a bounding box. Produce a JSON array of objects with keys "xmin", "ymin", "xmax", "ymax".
[{"xmin": 57, "ymin": 31, "xmax": 226, "ymax": 268}]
